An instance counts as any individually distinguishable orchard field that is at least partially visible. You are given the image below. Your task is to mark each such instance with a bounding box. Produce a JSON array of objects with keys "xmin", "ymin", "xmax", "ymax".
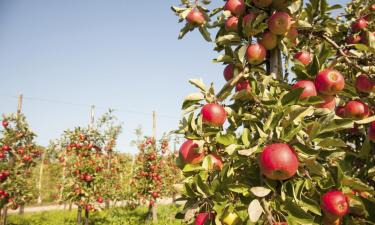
[{"xmin": 1, "ymin": 0, "xmax": 375, "ymax": 225}]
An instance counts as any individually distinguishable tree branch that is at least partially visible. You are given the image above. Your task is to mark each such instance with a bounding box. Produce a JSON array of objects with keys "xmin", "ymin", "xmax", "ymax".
[
  {"xmin": 216, "ymin": 68, "xmax": 248, "ymax": 102},
  {"xmin": 261, "ymin": 198, "xmax": 275, "ymax": 225},
  {"xmin": 322, "ymin": 35, "xmax": 367, "ymax": 74}
]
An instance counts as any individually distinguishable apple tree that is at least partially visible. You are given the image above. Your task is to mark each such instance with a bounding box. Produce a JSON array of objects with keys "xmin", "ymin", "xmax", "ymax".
[
  {"xmin": 132, "ymin": 135, "xmax": 182, "ymax": 223},
  {"xmin": 0, "ymin": 113, "xmax": 40, "ymax": 224},
  {"xmin": 57, "ymin": 126, "xmax": 106, "ymax": 225},
  {"xmin": 172, "ymin": 0, "xmax": 374, "ymax": 224}
]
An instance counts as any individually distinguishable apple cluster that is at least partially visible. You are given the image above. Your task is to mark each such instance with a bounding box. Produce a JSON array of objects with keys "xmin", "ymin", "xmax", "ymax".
[{"xmin": 173, "ymin": 0, "xmax": 375, "ymax": 224}]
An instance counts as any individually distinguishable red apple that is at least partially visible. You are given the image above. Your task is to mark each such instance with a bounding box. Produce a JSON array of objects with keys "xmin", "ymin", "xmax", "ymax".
[
  {"xmin": 286, "ymin": 27, "xmax": 298, "ymax": 42},
  {"xmin": 2, "ymin": 121, "xmax": 8, "ymax": 128},
  {"xmin": 225, "ymin": 16, "xmax": 239, "ymax": 32},
  {"xmin": 294, "ymin": 51, "xmax": 312, "ymax": 66},
  {"xmin": 186, "ymin": 8, "xmax": 206, "ymax": 26},
  {"xmin": 0, "ymin": 153, "xmax": 5, "ymax": 159},
  {"xmin": 85, "ymin": 204, "xmax": 93, "ymax": 211},
  {"xmin": 352, "ymin": 18, "xmax": 368, "ymax": 33},
  {"xmin": 179, "ymin": 140, "xmax": 204, "ymax": 164},
  {"xmin": 344, "ymin": 100, "xmax": 370, "ymax": 119},
  {"xmin": 225, "ymin": 0, "xmax": 246, "ymax": 16},
  {"xmin": 321, "ymin": 190, "xmax": 349, "ymax": 218},
  {"xmin": 291, "ymin": 80, "xmax": 317, "ymax": 99},
  {"xmin": 207, "ymin": 154, "xmax": 223, "ymax": 171},
  {"xmin": 259, "ymin": 31, "xmax": 278, "ymax": 50},
  {"xmin": 336, "ymin": 106, "xmax": 345, "ymax": 117},
  {"xmin": 2, "ymin": 146, "xmax": 10, "ymax": 152},
  {"xmin": 368, "ymin": 121, "xmax": 375, "ymax": 142},
  {"xmin": 252, "ymin": 0, "xmax": 272, "ymax": 8},
  {"xmin": 259, "ymin": 143, "xmax": 299, "ymax": 180},
  {"xmin": 268, "ymin": 12, "xmax": 292, "ymax": 35},
  {"xmin": 318, "ymin": 95, "xmax": 336, "ymax": 111},
  {"xmin": 201, "ymin": 103, "xmax": 227, "ymax": 126},
  {"xmin": 195, "ymin": 212, "xmax": 213, "ymax": 225},
  {"xmin": 236, "ymin": 80, "xmax": 251, "ymax": 92},
  {"xmin": 346, "ymin": 34, "xmax": 362, "ymax": 44},
  {"xmin": 242, "ymin": 12, "xmax": 257, "ymax": 36},
  {"xmin": 243, "ymin": 12, "xmax": 257, "ymax": 27},
  {"xmin": 23, "ymin": 155, "xmax": 32, "ymax": 162},
  {"xmin": 371, "ymin": 4, "xmax": 375, "ymax": 11},
  {"xmin": 84, "ymin": 174, "xmax": 93, "ymax": 182},
  {"xmin": 315, "ymin": 69, "xmax": 345, "ymax": 95},
  {"xmin": 149, "ymin": 200, "xmax": 155, "ymax": 206},
  {"xmin": 97, "ymin": 197, "xmax": 104, "ymax": 203},
  {"xmin": 246, "ymin": 43, "xmax": 266, "ymax": 65},
  {"xmin": 151, "ymin": 192, "xmax": 159, "ymax": 198},
  {"xmin": 224, "ymin": 64, "xmax": 235, "ymax": 81},
  {"xmin": 355, "ymin": 75, "xmax": 374, "ymax": 93}
]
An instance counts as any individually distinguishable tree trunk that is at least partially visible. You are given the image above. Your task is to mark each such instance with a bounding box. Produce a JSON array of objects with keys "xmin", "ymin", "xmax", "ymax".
[
  {"xmin": 37, "ymin": 152, "xmax": 45, "ymax": 205},
  {"xmin": 2, "ymin": 206, "xmax": 7, "ymax": 225},
  {"xmin": 77, "ymin": 206, "xmax": 82, "ymax": 225},
  {"xmin": 152, "ymin": 204, "xmax": 158, "ymax": 224},
  {"xmin": 84, "ymin": 208, "xmax": 89, "ymax": 225},
  {"xmin": 69, "ymin": 202, "xmax": 72, "ymax": 211},
  {"xmin": 19, "ymin": 205, "xmax": 24, "ymax": 215},
  {"xmin": 270, "ymin": 49, "xmax": 282, "ymax": 80},
  {"xmin": 105, "ymin": 200, "xmax": 110, "ymax": 209}
]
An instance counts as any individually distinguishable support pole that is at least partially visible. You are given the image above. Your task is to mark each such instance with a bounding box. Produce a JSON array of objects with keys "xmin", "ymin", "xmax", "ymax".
[{"xmin": 151, "ymin": 111, "xmax": 158, "ymax": 224}]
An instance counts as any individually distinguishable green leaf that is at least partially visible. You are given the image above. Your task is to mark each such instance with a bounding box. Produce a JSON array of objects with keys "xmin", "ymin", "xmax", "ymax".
[
  {"xmin": 198, "ymin": 26, "xmax": 212, "ymax": 42},
  {"xmin": 300, "ymin": 194, "xmax": 322, "ymax": 216},
  {"xmin": 318, "ymin": 118, "xmax": 354, "ymax": 134},
  {"xmin": 283, "ymin": 198, "xmax": 314, "ymax": 224},
  {"xmin": 281, "ymin": 89, "xmax": 303, "ymax": 106},
  {"xmin": 216, "ymin": 133, "xmax": 237, "ymax": 146},
  {"xmin": 189, "ymin": 79, "xmax": 207, "ymax": 92},
  {"xmin": 227, "ymin": 184, "xmax": 249, "ymax": 195},
  {"xmin": 241, "ymin": 128, "xmax": 250, "ymax": 147},
  {"xmin": 317, "ymin": 138, "xmax": 347, "ymax": 148},
  {"xmin": 182, "ymin": 93, "xmax": 204, "ymax": 110},
  {"xmin": 342, "ymin": 176, "xmax": 373, "ymax": 192},
  {"xmin": 305, "ymin": 158, "xmax": 327, "ymax": 177},
  {"xmin": 250, "ymin": 187, "xmax": 271, "ymax": 197},
  {"xmin": 355, "ymin": 115, "xmax": 375, "ymax": 125},
  {"xmin": 183, "ymin": 164, "xmax": 204, "ymax": 172},
  {"xmin": 196, "ymin": 174, "xmax": 212, "ymax": 196},
  {"xmin": 248, "ymin": 199, "xmax": 263, "ymax": 223}
]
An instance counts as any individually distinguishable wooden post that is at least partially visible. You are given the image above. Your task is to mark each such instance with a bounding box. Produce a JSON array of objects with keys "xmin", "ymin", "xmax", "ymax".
[
  {"xmin": 17, "ymin": 94, "xmax": 23, "ymax": 116},
  {"xmin": 16, "ymin": 94, "xmax": 25, "ymax": 215},
  {"xmin": 151, "ymin": 111, "xmax": 158, "ymax": 224},
  {"xmin": 77, "ymin": 206, "xmax": 82, "ymax": 225},
  {"xmin": 37, "ymin": 150, "xmax": 46, "ymax": 205},
  {"xmin": 89, "ymin": 105, "xmax": 95, "ymax": 129}
]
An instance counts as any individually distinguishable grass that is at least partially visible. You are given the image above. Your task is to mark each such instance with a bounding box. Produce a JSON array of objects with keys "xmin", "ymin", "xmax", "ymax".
[{"xmin": 7, "ymin": 204, "xmax": 184, "ymax": 225}]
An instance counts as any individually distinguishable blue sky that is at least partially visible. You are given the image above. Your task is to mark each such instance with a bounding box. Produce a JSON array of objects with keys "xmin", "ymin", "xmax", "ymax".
[{"xmin": 0, "ymin": 0, "xmax": 347, "ymax": 154}]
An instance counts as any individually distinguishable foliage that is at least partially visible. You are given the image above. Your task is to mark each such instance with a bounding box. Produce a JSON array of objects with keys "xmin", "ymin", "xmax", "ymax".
[
  {"xmin": 0, "ymin": 113, "xmax": 41, "ymax": 210},
  {"xmin": 172, "ymin": 0, "xmax": 375, "ymax": 224}
]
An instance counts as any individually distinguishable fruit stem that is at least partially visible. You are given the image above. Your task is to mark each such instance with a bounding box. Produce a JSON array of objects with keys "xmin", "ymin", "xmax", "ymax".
[{"xmin": 322, "ymin": 35, "xmax": 367, "ymax": 74}]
